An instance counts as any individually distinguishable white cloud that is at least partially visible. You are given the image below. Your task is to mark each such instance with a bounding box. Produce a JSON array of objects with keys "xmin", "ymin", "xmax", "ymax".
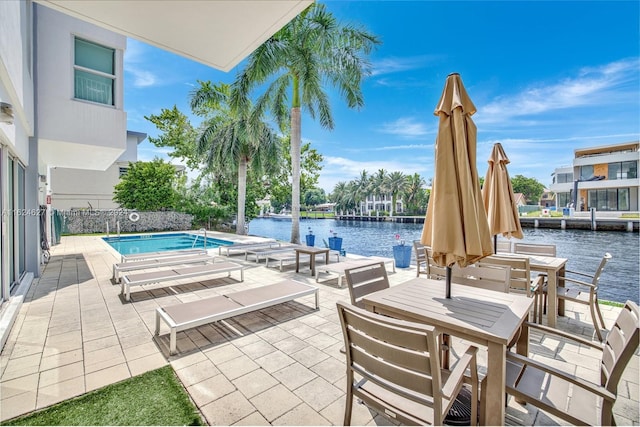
[
  {"xmin": 371, "ymin": 55, "xmax": 441, "ymax": 76},
  {"xmin": 378, "ymin": 117, "xmax": 431, "ymax": 138},
  {"xmin": 124, "ymin": 39, "xmax": 160, "ymax": 88},
  {"xmin": 478, "ymin": 58, "xmax": 640, "ymax": 124},
  {"xmin": 127, "ymin": 68, "xmax": 157, "ymax": 88}
]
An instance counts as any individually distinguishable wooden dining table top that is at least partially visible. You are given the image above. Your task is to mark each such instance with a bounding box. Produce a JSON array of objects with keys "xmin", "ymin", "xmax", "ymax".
[{"xmin": 363, "ymin": 277, "xmax": 534, "ymax": 346}]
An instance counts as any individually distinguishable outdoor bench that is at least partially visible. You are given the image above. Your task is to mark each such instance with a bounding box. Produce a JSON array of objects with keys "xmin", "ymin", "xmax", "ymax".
[
  {"xmin": 244, "ymin": 244, "xmax": 299, "ymax": 262},
  {"xmin": 155, "ymin": 279, "xmax": 319, "ymax": 354},
  {"xmin": 112, "ymin": 254, "xmax": 216, "ymax": 283},
  {"xmin": 217, "ymin": 240, "xmax": 280, "ymax": 256},
  {"xmin": 121, "ymin": 261, "xmax": 244, "ymax": 302},
  {"xmin": 266, "ymin": 249, "xmax": 341, "ymax": 271}
]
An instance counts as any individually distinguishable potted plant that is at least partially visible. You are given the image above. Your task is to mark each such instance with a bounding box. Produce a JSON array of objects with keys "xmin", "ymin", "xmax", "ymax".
[
  {"xmin": 305, "ymin": 227, "xmax": 315, "ymax": 247},
  {"xmin": 328, "ymin": 229, "xmax": 342, "ymax": 251},
  {"xmin": 392, "ymin": 233, "xmax": 412, "ymax": 268}
]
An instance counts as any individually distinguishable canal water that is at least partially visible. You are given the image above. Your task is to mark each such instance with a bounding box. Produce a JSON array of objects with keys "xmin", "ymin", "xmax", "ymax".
[{"xmin": 247, "ymin": 218, "xmax": 639, "ymax": 304}]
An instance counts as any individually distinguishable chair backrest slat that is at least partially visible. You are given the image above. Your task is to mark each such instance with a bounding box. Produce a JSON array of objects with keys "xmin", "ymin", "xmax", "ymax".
[
  {"xmin": 452, "ymin": 264, "xmax": 511, "ymax": 293},
  {"xmin": 344, "ymin": 262, "xmax": 389, "ymax": 308},
  {"xmin": 480, "ymin": 255, "xmax": 531, "ymax": 296},
  {"xmin": 496, "ymin": 240, "xmax": 513, "ymax": 253},
  {"xmin": 351, "ymin": 345, "xmax": 435, "ymax": 399},
  {"xmin": 601, "ymin": 301, "xmax": 639, "ymax": 394},
  {"xmin": 513, "ymin": 243, "xmax": 556, "ymax": 257}
]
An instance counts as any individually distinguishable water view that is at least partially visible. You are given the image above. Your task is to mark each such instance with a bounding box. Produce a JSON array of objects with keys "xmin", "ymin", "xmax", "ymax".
[{"xmin": 248, "ymin": 218, "xmax": 640, "ymax": 304}]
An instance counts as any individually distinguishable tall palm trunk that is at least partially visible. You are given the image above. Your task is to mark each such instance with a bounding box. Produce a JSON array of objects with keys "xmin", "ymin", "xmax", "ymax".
[
  {"xmin": 290, "ymin": 107, "xmax": 301, "ymax": 244},
  {"xmin": 236, "ymin": 157, "xmax": 248, "ymax": 235},
  {"xmin": 390, "ymin": 194, "xmax": 396, "ymax": 217}
]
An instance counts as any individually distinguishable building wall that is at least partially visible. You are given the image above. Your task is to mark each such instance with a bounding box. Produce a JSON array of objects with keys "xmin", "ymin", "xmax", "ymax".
[
  {"xmin": 0, "ymin": 2, "xmax": 130, "ymax": 350},
  {"xmin": 50, "ymin": 131, "xmax": 145, "ymax": 210},
  {"xmin": 36, "ymin": 5, "xmax": 127, "ymax": 170},
  {"xmin": 0, "ymin": 0, "xmax": 38, "ymax": 349}
]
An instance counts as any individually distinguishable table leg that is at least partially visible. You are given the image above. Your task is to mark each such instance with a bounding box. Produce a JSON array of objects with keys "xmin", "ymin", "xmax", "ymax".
[
  {"xmin": 295, "ymin": 251, "xmax": 300, "ymax": 273},
  {"xmin": 547, "ymin": 268, "xmax": 558, "ymax": 328},
  {"xmin": 558, "ymin": 265, "xmax": 566, "ymax": 317},
  {"xmin": 310, "ymin": 254, "xmax": 316, "ymax": 276},
  {"xmin": 515, "ymin": 315, "xmax": 530, "ymax": 405},
  {"xmin": 440, "ymin": 333, "xmax": 450, "ymax": 370},
  {"xmin": 484, "ymin": 341, "xmax": 507, "ymax": 426}
]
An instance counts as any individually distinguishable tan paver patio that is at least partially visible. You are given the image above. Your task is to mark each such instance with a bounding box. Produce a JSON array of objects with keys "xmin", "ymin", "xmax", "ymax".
[{"xmin": 1, "ymin": 233, "xmax": 638, "ymax": 425}]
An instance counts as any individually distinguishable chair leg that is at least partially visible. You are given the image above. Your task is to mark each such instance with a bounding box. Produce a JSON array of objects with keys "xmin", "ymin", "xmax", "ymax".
[
  {"xmin": 594, "ymin": 299, "xmax": 606, "ymax": 330},
  {"xmin": 344, "ymin": 375, "xmax": 354, "ymax": 426},
  {"xmin": 590, "ymin": 302, "xmax": 604, "ymax": 342}
]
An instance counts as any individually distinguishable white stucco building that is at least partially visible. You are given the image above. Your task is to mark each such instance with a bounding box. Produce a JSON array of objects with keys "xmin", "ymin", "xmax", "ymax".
[
  {"xmin": 550, "ymin": 141, "xmax": 640, "ymax": 212},
  {"xmin": 0, "ymin": 0, "xmax": 312, "ymax": 353},
  {"xmin": 50, "ymin": 131, "xmax": 147, "ymax": 210}
]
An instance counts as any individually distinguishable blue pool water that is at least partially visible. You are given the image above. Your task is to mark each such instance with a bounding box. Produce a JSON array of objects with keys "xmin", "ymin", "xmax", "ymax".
[{"xmin": 103, "ymin": 233, "xmax": 233, "ymax": 255}]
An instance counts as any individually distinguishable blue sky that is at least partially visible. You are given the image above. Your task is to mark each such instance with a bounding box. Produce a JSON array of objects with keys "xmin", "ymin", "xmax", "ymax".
[{"xmin": 124, "ymin": 1, "xmax": 640, "ymax": 193}]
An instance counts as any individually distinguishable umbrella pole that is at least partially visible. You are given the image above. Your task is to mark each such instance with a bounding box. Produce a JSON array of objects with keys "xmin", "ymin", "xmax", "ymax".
[
  {"xmin": 442, "ymin": 266, "xmax": 452, "ymax": 369},
  {"xmin": 494, "ymin": 235, "xmax": 497, "ymax": 254}
]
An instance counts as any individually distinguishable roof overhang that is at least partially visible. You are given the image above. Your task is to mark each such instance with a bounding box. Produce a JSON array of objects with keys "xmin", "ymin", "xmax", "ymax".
[{"xmin": 35, "ymin": 0, "xmax": 313, "ymax": 72}]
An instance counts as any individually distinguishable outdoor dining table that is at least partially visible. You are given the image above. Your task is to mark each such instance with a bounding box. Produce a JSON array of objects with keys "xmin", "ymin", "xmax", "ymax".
[
  {"xmin": 362, "ymin": 277, "xmax": 534, "ymax": 426},
  {"xmin": 497, "ymin": 252, "xmax": 568, "ymax": 327}
]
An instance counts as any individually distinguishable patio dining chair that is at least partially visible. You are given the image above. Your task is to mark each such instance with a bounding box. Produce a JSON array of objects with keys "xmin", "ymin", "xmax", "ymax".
[
  {"xmin": 495, "ymin": 240, "xmax": 513, "ymax": 253},
  {"xmin": 513, "ymin": 242, "xmax": 557, "ymax": 257},
  {"xmin": 541, "ymin": 252, "xmax": 612, "ymax": 341},
  {"xmin": 336, "ymin": 301, "xmax": 479, "ymax": 426},
  {"xmin": 479, "ymin": 255, "xmax": 545, "ymax": 323},
  {"xmin": 505, "ymin": 300, "xmax": 639, "ymax": 425},
  {"xmin": 344, "ymin": 262, "xmax": 389, "ymax": 308},
  {"xmin": 413, "ymin": 240, "xmax": 428, "ymax": 277},
  {"xmin": 451, "ymin": 264, "xmax": 511, "ymax": 293}
]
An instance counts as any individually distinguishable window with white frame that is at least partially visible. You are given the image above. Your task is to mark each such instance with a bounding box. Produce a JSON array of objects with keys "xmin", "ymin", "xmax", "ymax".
[{"xmin": 74, "ymin": 37, "xmax": 115, "ymax": 105}]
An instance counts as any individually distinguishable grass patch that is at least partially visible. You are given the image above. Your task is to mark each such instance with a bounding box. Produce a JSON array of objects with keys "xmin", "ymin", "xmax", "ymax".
[
  {"xmin": 301, "ymin": 211, "xmax": 335, "ymax": 219},
  {"xmin": 599, "ymin": 299, "xmax": 625, "ymax": 308},
  {"xmin": 4, "ymin": 366, "xmax": 203, "ymax": 426}
]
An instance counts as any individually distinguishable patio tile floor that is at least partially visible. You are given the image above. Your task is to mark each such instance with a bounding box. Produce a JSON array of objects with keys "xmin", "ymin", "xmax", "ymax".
[{"xmin": 0, "ymin": 233, "xmax": 638, "ymax": 425}]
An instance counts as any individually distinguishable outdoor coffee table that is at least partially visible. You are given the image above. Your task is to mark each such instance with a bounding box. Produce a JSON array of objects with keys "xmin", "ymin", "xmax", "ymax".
[
  {"xmin": 295, "ymin": 247, "xmax": 329, "ymax": 276},
  {"xmin": 363, "ymin": 277, "xmax": 533, "ymax": 426}
]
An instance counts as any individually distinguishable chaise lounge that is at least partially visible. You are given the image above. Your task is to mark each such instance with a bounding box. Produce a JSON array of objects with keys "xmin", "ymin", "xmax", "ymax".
[
  {"xmin": 155, "ymin": 279, "xmax": 319, "ymax": 354},
  {"xmin": 112, "ymin": 253, "xmax": 216, "ymax": 283},
  {"xmin": 120, "ymin": 261, "xmax": 244, "ymax": 302}
]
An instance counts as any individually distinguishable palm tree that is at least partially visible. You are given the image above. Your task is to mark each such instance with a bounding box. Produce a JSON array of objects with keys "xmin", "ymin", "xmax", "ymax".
[
  {"xmin": 331, "ymin": 181, "xmax": 349, "ymax": 214},
  {"xmin": 403, "ymin": 173, "xmax": 426, "ymax": 215},
  {"xmin": 231, "ymin": 3, "xmax": 380, "ymax": 243},
  {"xmin": 191, "ymin": 82, "xmax": 281, "ymax": 235},
  {"xmin": 386, "ymin": 171, "xmax": 409, "ymax": 216},
  {"xmin": 371, "ymin": 169, "xmax": 388, "ymax": 213},
  {"xmin": 352, "ymin": 170, "xmax": 370, "ymax": 214}
]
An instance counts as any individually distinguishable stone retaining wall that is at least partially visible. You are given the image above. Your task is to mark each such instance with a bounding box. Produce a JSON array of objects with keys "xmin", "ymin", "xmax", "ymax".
[{"xmin": 59, "ymin": 209, "xmax": 193, "ymax": 234}]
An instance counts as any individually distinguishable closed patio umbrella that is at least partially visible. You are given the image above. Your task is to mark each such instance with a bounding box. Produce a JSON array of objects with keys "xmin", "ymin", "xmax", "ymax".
[
  {"xmin": 482, "ymin": 142, "xmax": 523, "ymax": 252},
  {"xmin": 421, "ymin": 73, "xmax": 493, "ymax": 298}
]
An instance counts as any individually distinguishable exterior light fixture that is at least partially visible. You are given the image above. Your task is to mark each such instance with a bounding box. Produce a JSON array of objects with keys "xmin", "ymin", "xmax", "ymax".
[{"xmin": 0, "ymin": 102, "xmax": 14, "ymax": 124}]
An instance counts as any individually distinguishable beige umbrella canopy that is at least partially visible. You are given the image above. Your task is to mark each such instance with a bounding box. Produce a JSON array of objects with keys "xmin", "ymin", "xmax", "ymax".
[
  {"xmin": 421, "ymin": 73, "xmax": 493, "ymax": 297},
  {"xmin": 482, "ymin": 142, "xmax": 523, "ymax": 251}
]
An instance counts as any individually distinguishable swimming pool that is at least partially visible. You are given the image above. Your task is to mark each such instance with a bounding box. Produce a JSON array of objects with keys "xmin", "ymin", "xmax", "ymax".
[{"xmin": 103, "ymin": 233, "xmax": 233, "ymax": 255}]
